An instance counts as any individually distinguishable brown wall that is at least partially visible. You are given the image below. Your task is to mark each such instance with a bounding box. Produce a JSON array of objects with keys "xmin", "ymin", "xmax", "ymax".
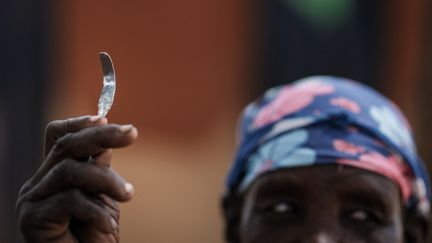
[
  {"xmin": 51, "ymin": 1, "xmax": 250, "ymax": 242},
  {"xmin": 53, "ymin": 0, "xmax": 249, "ymax": 136},
  {"xmin": 46, "ymin": 1, "xmax": 431, "ymax": 242}
]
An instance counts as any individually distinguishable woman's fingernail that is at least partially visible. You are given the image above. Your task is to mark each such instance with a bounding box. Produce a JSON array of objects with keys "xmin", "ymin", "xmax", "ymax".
[
  {"xmin": 89, "ymin": 116, "xmax": 101, "ymax": 122},
  {"xmin": 119, "ymin": 125, "xmax": 133, "ymax": 133},
  {"xmin": 124, "ymin": 182, "xmax": 134, "ymax": 196},
  {"xmin": 111, "ymin": 217, "xmax": 118, "ymax": 230}
]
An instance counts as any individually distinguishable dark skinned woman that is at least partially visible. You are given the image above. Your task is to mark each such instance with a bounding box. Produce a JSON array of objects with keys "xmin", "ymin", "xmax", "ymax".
[{"xmin": 17, "ymin": 76, "xmax": 430, "ymax": 243}]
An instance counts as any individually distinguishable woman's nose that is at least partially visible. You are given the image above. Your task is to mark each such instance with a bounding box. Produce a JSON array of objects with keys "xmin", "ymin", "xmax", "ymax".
[
  {"xmin": 303, "ymin": 214, "xmax": 342, "ymax": 243},
  {"xmin": 305, "ymin": 232, "xmax": 338, "ymax": 243}
]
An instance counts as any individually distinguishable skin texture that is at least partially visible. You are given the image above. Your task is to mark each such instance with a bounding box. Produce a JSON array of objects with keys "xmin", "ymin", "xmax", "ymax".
[
  {"xmin": 15, "ymin": 116, "xmax": 429, "ymax": 242},
  {"xmin": 16, "ymin": 116, "xmax": 138, "ymax": 243},
  {"xmin": 223, "ymin": 165, "xmax": 429, "ymax": 243}
]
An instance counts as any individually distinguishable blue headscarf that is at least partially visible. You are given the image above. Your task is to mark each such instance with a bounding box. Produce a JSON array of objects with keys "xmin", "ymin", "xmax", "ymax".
[{"xmin": 227, "ymin": 76, "xmax": 430, "ymax": 215}]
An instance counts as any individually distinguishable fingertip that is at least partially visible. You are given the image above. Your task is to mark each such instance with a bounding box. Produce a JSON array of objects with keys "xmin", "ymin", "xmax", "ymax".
[
  {"xmin": 119, "ymin": 124, "xmax": 133, "ymax": 133},
  {"xmin": 124, "ymin": 182, "xmax": 135, "ymax": 199},
  {"xmin": 100, "ymin": 117, "xmax": 108, "ymax": 124},
  {"xmin": 119, "ymin": 125, "xmax": 138, "ymax": 141},
  {"xmin": 89, "ymin": 115, "xmax": 101, "ymax": 122},
  {"xmin": 88, "ymin": 116, "xmax": 108, "ymax": 125},
  {"xmin": 110, "ymin": 217, "xmax": 118, "ymax": 232},
  {"xmin": 129, "ymin": 127, "xmax": 139, "ymax": 140},
  {"xmin": 114, "ymin": 181, "xmax": 134, "ymax": 202},
  {"xmin": 96, "ymin": 211, "xmax": 118, "ymax": 234}
]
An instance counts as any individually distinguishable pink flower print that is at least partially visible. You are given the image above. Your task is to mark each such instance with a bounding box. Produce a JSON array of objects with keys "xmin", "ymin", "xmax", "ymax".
[
  {"xmin": 330, "ymin": 97, "xmax": 361, "ymax": 113},
  {"xmin": 333, "ymin": 139, "xmax": 365, "ymax": 155},
  {"xmin": 338, "ymin": 152, "xmax": 413, "ymax": 201},
  {"xmin": 253, "ymin": 81, "xmax": 334, "ymax": 128}
]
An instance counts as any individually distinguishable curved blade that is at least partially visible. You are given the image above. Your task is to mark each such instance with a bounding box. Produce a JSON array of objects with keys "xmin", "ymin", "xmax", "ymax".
[{"xmin": 97, "ymin": 52, "xmax": 116, "ymax": 117}]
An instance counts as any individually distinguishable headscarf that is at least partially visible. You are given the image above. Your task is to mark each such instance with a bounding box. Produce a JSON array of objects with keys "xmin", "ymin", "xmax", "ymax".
[{"xmin": 227, "ymin": 76, "xmax": 430, "ymax": 215}]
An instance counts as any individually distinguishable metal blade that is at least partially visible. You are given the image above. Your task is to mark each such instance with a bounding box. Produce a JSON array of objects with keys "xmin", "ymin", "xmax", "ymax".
[{"xmin": 97, "ymin": 52, "xmax": 116, "ymax": 117}]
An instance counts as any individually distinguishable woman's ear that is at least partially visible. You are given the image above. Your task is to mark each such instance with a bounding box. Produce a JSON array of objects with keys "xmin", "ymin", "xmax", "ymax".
[
  {"xmin": 404, "ymin": 210, "xmax": 430, "ymax": 243},
  {"xmin": 222, "ymin": 193, "xmax": 242, "ymax": 243}
]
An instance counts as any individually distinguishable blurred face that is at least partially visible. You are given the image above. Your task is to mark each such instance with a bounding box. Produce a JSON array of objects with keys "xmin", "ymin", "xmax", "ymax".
[{"xmin": 239, "ymin": 165, "xmax": 404, "ymax": 243}]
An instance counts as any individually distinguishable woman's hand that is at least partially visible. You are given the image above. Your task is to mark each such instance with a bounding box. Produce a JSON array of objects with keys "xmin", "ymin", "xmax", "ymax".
[{"xmin": 16, "ymin": 116, "xmax": 138, "ymax": 243}]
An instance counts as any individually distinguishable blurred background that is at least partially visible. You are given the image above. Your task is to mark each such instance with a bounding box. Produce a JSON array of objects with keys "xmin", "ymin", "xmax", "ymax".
[{"xmin": 0, "ymin": 0, "xmax": 431, "ymax": 242}]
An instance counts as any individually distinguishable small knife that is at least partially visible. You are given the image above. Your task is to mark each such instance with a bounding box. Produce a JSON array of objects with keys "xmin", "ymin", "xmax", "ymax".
[{"xmin": 97, "ymin": 52, "xmax": 116, "ymax": 117}]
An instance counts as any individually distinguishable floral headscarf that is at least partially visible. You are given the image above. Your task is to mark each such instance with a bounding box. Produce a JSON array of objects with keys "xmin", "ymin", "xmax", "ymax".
[{"xmin": 227, "ymin": 76, "xmax": 430, "ymax": 215}]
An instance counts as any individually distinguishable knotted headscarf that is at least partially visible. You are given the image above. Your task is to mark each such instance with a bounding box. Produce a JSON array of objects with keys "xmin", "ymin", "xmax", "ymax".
[{"xmin": 227, "ymin": 76, "xmax": 430, "ymax": 215}]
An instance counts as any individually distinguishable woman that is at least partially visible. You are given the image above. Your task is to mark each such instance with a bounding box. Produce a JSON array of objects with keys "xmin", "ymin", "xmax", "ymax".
[
  {"xmin": 222, "ymin": 76, "xmax": 430, "ymax": 243},
  {"xmin": 16, "ymin": 76, "xmax": 430, "ymax": 242}
]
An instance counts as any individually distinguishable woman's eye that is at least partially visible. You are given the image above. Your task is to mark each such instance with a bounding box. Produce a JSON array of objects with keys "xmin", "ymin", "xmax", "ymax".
[
  {"xmin": 348, "ymin": 209, "xmax": 382, "ymax": 224},
  {"xmin": 254, "ymin": 200, "xmax": 301, "ymax": 216},
  {"xmin": 350, "ymin": 210, "xmax": 369, "ymax": 221},
  {"xmin": 344, "ymin": 209, "xmax": 386, "ymax": 233},
  {"xmin": 272, "ymin": 202, "xmax": 293, "ymax": 213}
]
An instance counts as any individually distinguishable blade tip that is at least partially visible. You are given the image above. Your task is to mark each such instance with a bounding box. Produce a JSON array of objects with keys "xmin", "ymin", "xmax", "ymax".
[{"xmin": 98, "ymin": 52, "xmax": 110, "ymax": 58}]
